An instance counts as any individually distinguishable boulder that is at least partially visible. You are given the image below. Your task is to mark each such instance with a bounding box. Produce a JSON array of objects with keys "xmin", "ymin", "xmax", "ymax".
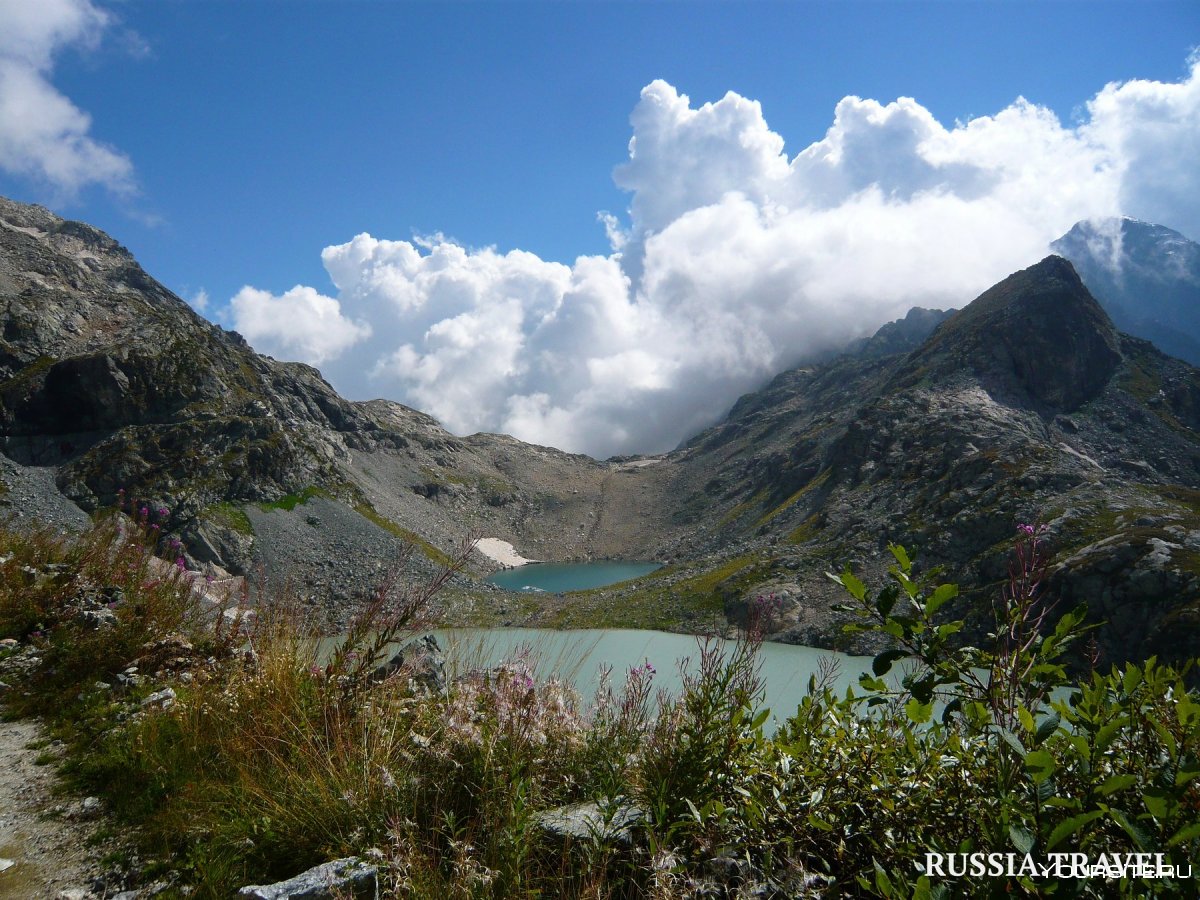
[
  {"xmin": 237, "ymin": 857, "xmax": 378, "ymax": 899},
  {"xmin": 370, "ymin": 634, "xmax": 446, "ymax": 693},
  {"xmin": 534, "ymin": 799, "xmax": 645, "ymax": 846}
]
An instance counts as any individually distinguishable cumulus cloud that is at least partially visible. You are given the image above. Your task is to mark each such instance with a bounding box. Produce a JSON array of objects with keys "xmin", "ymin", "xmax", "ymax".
[
  {"xmin": 229, "ymin": 285, "xmax": 371, "ymax": 365},
  {"xmin": 229, "ymin": 59, "xmax": 1200, "ymax": 458},
  {"xmin": 1082, "ymin": 54, "xmax": 1200, "ymax": 240},
  {"xmin": 0, "ymin": 0, "xmax": 134, "ymax": 197}
]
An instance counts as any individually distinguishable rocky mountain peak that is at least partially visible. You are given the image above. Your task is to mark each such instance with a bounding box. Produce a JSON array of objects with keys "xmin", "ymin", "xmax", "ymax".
[
  {"xmin": 1051, "ymin": 217, "xmax": 1200, "ymax": 365},
  {"xmin": 891, "ymin": 255, "xmax": 1122, "ymax": 412}
]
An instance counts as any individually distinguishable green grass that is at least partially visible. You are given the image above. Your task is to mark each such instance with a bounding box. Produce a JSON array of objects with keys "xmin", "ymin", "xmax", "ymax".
[
  {"xmin": 756, "ymin": 468, "xmax": 831, "ymax": 528},
  {"xmin": 257, "ymin": 485, "xmax": 333, "ymax": 512},
  {"xmin": 202, "ymin": 502, "xmax": 255, "ymax": 537}
]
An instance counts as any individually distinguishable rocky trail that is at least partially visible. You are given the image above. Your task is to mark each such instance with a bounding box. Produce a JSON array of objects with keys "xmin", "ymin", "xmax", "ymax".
[{"xmin": 0, "ymin": 719, "xmax": 128, "ymax": 899}]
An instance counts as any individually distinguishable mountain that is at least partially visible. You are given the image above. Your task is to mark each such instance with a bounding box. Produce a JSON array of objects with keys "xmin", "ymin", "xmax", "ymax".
[
  {"xmin": 644, "ymin": 256, "xmax": 1200, "ymax": 670},
  {"xmin": 0, "ymin": 197, "xmax": 673, "ymax": 624},
  {"xmin": 1052, "ymin": 217, "xmax": 1200, "ymax": 365},
  {"xmin": 3, "ymin": 196, "xmax": 1198, "ymax": 671}
]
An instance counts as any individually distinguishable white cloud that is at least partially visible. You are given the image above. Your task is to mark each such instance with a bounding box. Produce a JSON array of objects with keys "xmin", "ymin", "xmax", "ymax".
[
  {"xmin": 230, "ymin": 59, "xmax": 1200, "ymax": 458},
  {"xmin": 228, "ymin": 285, "xmax": 371, "ymax": 365},
  {"xmin": 187, "ymin": 288, "xmax": 209, "ymax": 312},
  {"xmin": 1082, "ymin": 54, "xmax": 1200, "ymax": 241},
  {"xmin": 0, "ymin": 0, "xmax": 134, "ymax": 197}
]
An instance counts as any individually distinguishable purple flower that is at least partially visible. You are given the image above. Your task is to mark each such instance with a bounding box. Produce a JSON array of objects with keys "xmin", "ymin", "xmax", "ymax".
[
  {"xmin": 632, "ymin": 659, "xmax": 655, "ymax": 678},
  {"xmin": 151, "ymin": 523, "xmax": 160, "ymax": 530},
  {"xmin": 175, "ymin": 557, "xmax": 186, "ymax": 570},
  {"xmin": 158, "ymin": 507, "xmax": 169, "ymax": 517},
  {"xmin": 139, "ymin": 506, "xmax": 148, "ymax": 518},
  {"xmin": 169, "ymin": 538, "xmax": 181, "ymax": 549}
]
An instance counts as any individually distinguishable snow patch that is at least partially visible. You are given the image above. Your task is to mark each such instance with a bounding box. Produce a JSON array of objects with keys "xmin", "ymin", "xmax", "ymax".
[{"xmin": 474, "ymin": 538, "xmax": 536, "ymax": 568}]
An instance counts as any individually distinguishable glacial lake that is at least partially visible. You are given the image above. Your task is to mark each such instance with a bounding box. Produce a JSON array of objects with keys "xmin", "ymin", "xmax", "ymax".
[
  {"xmin": 433, "ymin": 628, "xmax": 878, "ymax": 730},
  {"xmin": 486, "ymin": 561, "xmax": 662, "ymax": 593}
]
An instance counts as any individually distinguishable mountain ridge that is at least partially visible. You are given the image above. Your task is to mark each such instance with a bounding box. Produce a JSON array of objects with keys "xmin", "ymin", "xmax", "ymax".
[{"xmin": 2, "ymin": 196, "xmax": 1199, "ymax": 671}]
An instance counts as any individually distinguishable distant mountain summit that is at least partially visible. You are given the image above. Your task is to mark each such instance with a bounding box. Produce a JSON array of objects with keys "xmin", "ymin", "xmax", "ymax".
[{"xmin": 1052, "ymin": 217, "xmax": 1200, "ymax": 365}]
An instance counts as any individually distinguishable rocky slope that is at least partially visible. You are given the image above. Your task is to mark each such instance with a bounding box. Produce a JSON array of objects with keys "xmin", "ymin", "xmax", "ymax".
[
  {"xmin": 0, "ymin": 197, "xmax": 674, "ymax": 626},
  {"xmin": 629, "ymin": 256, "xmax": 1200, "ymax": 670},
  {"xmin": 2, "ymin": 196, "xmax": 1198, "ymax": 670}
]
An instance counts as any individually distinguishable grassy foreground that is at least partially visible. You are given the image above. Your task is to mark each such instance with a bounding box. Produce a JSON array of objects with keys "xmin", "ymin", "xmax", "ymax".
[{"xmin": 1, "ymin": 510, "xmax": 1199, "ymax": 898}]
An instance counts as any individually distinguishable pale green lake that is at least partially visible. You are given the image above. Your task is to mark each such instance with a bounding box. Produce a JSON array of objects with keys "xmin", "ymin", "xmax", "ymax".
[{"xmin": 434, "ymin": 628, "xmax": 877, "ymax": 730}]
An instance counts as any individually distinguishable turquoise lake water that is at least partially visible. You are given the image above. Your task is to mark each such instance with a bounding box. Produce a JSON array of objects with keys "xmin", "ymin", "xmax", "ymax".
[{"xmin": 485, "ymin": 560, "xmax": 662, "ymax": 593}]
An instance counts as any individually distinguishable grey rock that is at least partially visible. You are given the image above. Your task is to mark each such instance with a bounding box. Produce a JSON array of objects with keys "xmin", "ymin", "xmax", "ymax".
[
  {"xmin": 237, "ymin": 857, "xmax": 378, "ymax": 899},
  {"xmin": 371, "ymin": 634, "xmax": 446, "ymax": 693},
  {"xmin": 75, "ymin": 608, "xmax": 118, "ymax": 630},
  {"xmin": 535, "ymin": 799, "xmax": 645, "ymax": 846},
  {"xmin": 139, "ymin": 687, "xmax": 176, "ymax": 709}
]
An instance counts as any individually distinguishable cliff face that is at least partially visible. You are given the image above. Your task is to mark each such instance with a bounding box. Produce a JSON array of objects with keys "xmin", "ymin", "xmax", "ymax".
[{"xmin": 3, "ymin": 196, "xmax": 1198, "ymax": 669}]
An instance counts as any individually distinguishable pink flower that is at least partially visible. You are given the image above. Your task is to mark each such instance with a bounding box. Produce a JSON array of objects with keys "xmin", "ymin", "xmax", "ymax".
[{"xmin": 175, "ymin": 557, "xmax": 186, "ymax": 570}]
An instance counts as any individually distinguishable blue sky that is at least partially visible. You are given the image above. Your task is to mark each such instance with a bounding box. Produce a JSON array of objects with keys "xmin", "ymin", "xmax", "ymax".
[{"xmin": 1, "ymin": 0, "xmax": 1198, "ymax": 456}]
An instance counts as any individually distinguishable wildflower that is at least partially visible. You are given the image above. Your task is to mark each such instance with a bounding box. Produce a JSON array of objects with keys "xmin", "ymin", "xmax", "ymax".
[
  {"xmin": 169, "ymin": 538, "xmax": 181, "ymax": 549},
  {"xmin": 158, "ymin": 506, "xmax": 169, "ymax": 517},
  {"xmin": 175, "ymin": 557, "xmax": 186, "ymax": 570},
  {"xmin": 138, "ymin": 506, "xmax": 148, "ymax": 518}
]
